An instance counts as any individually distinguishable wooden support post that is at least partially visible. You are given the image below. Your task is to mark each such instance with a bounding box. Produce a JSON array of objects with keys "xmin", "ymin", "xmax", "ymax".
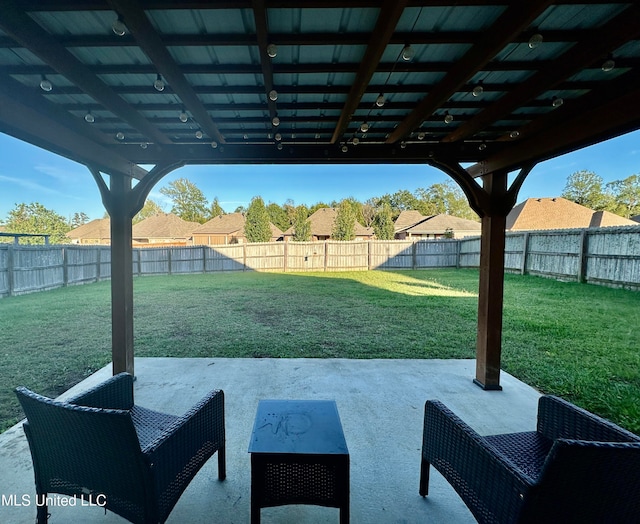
[
  {"xmin": 108, "ymin": 173, "xmax": 135, "ymax": 376},
  {"xmin": 474, "ymin": 171, "xmax": 508, "ymax": 390}
]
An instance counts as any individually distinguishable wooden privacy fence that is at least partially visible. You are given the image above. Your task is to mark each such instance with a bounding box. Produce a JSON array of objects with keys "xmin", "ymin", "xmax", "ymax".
[{"xmin": 1, "ymin": 226, "xmax": 640, "ymax": 297}]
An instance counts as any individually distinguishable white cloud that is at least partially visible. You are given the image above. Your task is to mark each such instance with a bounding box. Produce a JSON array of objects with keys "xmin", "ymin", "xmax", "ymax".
[
  {"xmin": 34, "ymin": 163, "xmax": 83, "ymax": 182},
  {"xmin": 0, "ymin": 174, "xmax": 65, "ymax": 196}
]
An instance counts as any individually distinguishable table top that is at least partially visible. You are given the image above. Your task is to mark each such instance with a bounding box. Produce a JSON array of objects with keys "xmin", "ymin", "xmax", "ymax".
[{"xmin": 248, "ymin": 399, "xmax": 349, "ymax": 455}]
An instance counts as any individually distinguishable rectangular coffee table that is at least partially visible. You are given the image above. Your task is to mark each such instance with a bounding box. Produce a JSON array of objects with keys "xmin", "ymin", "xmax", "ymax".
[{"xmin": 248, "ymin": 399, "xmax": 350, "ymax": 523}]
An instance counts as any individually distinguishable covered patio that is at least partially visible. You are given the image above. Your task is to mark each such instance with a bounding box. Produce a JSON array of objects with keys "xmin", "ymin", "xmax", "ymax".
[
  {"xmin": 1, "ymin": 2, "xmax": 640, "ymax": 522},
  {"xmin": 0, "ymin": 358, "xmax": 540, "ymax": 523},
  {"xmin": 1, "ymin": 1, "xmax": 640, "ymax": 390}
]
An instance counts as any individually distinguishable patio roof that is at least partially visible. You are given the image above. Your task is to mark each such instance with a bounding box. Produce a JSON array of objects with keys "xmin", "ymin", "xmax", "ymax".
[
  {"xmin": 0, "ymin": 1, "xmax": 639, "ymax": 390},
  {"xmin": 0, "ymin": 1, "xmax": 638, "ymax": 173}
]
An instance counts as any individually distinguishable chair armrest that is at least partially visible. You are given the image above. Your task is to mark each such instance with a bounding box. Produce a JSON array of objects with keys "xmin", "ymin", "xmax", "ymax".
[
  {"xmin": 66, "ymin": 372, "xmax": 134, "ymax": 410},
  {"xmin": 140, "ymin": 389, "xmax": 225, "ymax": 520},
  {"xmin": 537, "ymin": 395, "xmax": 640, "ymax": 443},
  {"xmin": 423, "ymin": 400, "xmax": 533, "ymax": 524}
]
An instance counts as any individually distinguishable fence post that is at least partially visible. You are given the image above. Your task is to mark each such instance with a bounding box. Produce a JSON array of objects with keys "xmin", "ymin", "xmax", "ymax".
[
  {"xmin": 367, "ymin": 241, "xmax": 372, "ymax": 270},
  {"xmin": 243, "ymin": 242, "xmax": 247, "ymax": 271},
  {"xmin": 456, "ymin": 240, "xmax": 461, "ymax": 269},
  {"xmin": 283, "ymin": 240, "xmax": 288, "ymax": 272},
  {"xmin": 578, "ymin": 229, "xmax": 589, "ymax": 283},
  {"xmin": 520, "ymin": 232, "xmax": 530, "ymax": 275},
  {"xmin": 412, "ymin": 241, "xmax": 417, "ymax": 270},
  {"xmin": 167, "ymin": 248, "xmax": 172, "ymax": 275},
  {"xmin": 96, "ymin": 247, "xmax": 101, "ymax": 281},
  {"xmin": 324, "ymin": 241, "xmax": 329, "ymax": 272},
  {"xmin": 7, "ymin": 244, "xmax": 15, "ymax": 297},
  {"xmin": 202, "ymin": 245, "xmax": 207, "ymax": 273},
  {"xmin": 63, "ymin": 247, "xmax": 69, "ymax": 286}
]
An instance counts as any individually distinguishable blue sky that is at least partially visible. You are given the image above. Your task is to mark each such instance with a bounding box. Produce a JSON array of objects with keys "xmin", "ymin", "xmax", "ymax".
[{"xmin": 0, "ymin": 129, "xmax": 638, "ymax": 222}]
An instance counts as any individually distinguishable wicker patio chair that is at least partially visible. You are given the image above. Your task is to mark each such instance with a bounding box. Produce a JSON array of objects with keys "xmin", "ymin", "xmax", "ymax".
[
  {"xmin": 420, "ymin": 395, "xmax": 640, "ymax": 524},
  {"xmin": 15, "ymin": 372, "xmax": 225, "ymax": 524}
]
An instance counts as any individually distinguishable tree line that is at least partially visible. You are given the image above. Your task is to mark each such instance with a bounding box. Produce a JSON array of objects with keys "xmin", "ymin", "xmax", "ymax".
[
  {"xmin": 2, "ymin": 169, "xmax": 638, "ymax": 245},
  {"xmin": 561, "ymin": 170, "xmax": 640, "ymax": 218}
]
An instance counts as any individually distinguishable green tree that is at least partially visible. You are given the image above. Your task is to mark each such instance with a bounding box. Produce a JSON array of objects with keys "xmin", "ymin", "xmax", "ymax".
[
  {"xmin": 159, "ymin": 178, "xmax": 208, "ymax": 223},
  {"xmin": 361, "ymin": 199, "xmax": 377, "ymax": 227},
  {"xmin": 416, "ymin": 181, "xmax": 478, "ymax": 220},
  {"xmin": 208, "ymin": 197, "xmax": 225, "ymax": 219},
  {"xmin": 606, "ymin": 174, "xmax": 640, "ymax": 218},
  {"xmin": 266, "ymin": 202, "xmax": 290, "ymax": 231},
  {"xmin": 561, "ymin": 170, "xmax": 612, "ymax": 210},
  {"xmin": 307, "ymin": 202, "xmax": 328, "ymax": 216},
  {"xmin": 244, "ymin": 196, "xmax": 272, "ymax": 242},
  {"xmin": 373, "ymin": 202, "xmax": 395, "ymax": 240},
  {"xmin": 292, "ymin": 206, "xmax": 311, "ymax": 241},
  {"xmin": 133, "ymin": 199, "xmax": 164, "ymax": 224},
  {"xmin": 5, "ymin": 202, "xmax": 71, "ymax": 244},
  {"xmin": 332, "ymin": 199, "xmax": 356, "ymax": 240},
  {"xmin": 234, "ymin": 205, "xmax": 247, "ymax": 214},
  {"xmin": 70, "ymin": 212, "xmax": 90, "ymax": 228}
]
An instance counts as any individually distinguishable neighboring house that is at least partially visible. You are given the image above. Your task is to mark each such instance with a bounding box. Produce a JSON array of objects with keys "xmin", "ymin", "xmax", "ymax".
[
  {"xmin": 506, "ymin": 197, "xmax": 638, "ymax": 231},
  {"xmin": 394, "ymin": 211, "xmax": 481, "ymax": 239},
  {"xmin": 66, "ymin": 218, "xmax": 111, "ymax": 245},
  {"xmin": 191, "ymin": 213, "xmax": 283, "ymax": 245},
  {"xmin": 282, "ymin": 207, "xmax": 374, "ymax": 241},
  {"xmin": 132, "ymin": 213, "xmax": 199, "ymax": 247}
]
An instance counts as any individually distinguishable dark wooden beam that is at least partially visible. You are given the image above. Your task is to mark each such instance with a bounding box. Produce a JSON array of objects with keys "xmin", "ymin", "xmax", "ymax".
[
  {"xmin": 109, "ymin": 140, "xmax": 486, "ymax": 164},
  {"xmin": 2, "ymin": 28, "xmax": 611, "ymax": 49},
  {"xmin": 386, "ymin": 0, "xmax": 554, "ymax": 144},
  {"xmin": 108, "ymin": 0, "xmax": 225, "ymax": 144},
  {"xmin": 252, "ymin": 0, "xmax": 278, "ymax": 119},
  {"xmin": 444, "ymin": 3, "xmax": 640, "ymax": 144},
  {"xmin": 0, "ymin": 0, "xmax": 172, "ymax": 146},
  {"xmin": 0, "ymin": 75, "xmax": 147, "ymax": 179},
  {"xmin": 331, "ymin": 0, "xmax": 409, "ymax": 144},
  {"xmin": 468, "ymin": 77, "xmax": 640, "ymax": 176}
]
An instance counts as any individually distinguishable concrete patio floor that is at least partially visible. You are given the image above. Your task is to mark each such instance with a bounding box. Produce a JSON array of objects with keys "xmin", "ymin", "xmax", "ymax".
[{"xmin": 0, "ymin": 358, "xmax": 541, "ymax": 523}]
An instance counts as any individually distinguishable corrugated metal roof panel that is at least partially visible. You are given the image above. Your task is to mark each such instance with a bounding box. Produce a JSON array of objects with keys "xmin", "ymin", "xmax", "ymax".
[
  {"xmin": 148, "ymin": 9, "xmax": 253, "ymax": 34},
  {"xmin": 267, "ymin": 8, "xmax": 379, "ymax": 33}
]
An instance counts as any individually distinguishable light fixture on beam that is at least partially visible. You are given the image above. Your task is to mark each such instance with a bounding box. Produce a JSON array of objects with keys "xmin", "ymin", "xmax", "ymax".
[
  {"xmin": 267, "ymin": 43, "xmax": 278, "ymax": 58},
  {"xmin": 552, "ymin": 96, "xmax": 564, "ymax": 108},
  {"xmin": 528, "ymin": 33, "xmax": 543, "ymax": 49},
  {"xmin": 112, "ymin": 15, "xmax": 127, "ymax": 36},
  {"xmin": 360, "ymin": 122, "xmax": 370, "ymax": 133},
  {"xmin": 444, "ymin": 111, "xmax": 453, "ymax": 124},
  {"xmin": 401, "ymin": 44, "xmax": 414, "ymax": 62},
  {"xmin": 116, "ymin": 131, "xmax": 125, "ymax": 140},
  {"xmin": 195, "ymin": 130, "xmax": 203, "ymax": 139},
  {"xmin": 472, "ymin": 82, "xmax": 484, "ymax": 97},
  {"xmin": 153, "ymin": 74, "xmax": 165, "ymax": 92},
  {"xmin": 376, "ymin": 93, "xmax": 385, "ymax": 107},
  {"xmin": 272, "ymin": 115, "xmax": 280, "ymax": 127},
  {"xmin": 39, "ymin": 75, "xmax": 52, "ymax": 92},
  {"xmin": 602, "ymin": 55, "xmax": 615, "ymax": 72},
  {"xmin": 84, "ymin": 110, "xmax": 95, "ymax": 123},
  {"xmin": 179, "ymin": 109, "xmax": 188, "ymax": 123},
  {"xmin": 268, "ymin": 89, "xmax": 278, "ymax": 101},
  {"xmin": 509, "ymin": 130, "xmax": 520, "ymax": 139}
]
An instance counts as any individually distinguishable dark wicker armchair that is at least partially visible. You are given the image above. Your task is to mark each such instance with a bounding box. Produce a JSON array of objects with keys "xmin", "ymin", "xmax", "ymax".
[
  {"xmin": 420, "ymin": 395, "xmax": 640, "ymax": 524},
  {"xmin": 15, "ymin": 372, "xmax": 225, "ymax": 524}
]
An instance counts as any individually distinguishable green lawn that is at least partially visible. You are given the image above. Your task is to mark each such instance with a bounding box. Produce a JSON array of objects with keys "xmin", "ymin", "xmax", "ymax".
[{"xmin": 1, "ymin": 269, "xmax": 639, "ymax": 433}]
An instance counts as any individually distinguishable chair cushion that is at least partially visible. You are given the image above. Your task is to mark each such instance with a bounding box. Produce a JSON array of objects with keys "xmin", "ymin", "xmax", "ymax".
[{"xmin": 484, "ymin": 431, "xmax": 553, "ymax": 480}]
